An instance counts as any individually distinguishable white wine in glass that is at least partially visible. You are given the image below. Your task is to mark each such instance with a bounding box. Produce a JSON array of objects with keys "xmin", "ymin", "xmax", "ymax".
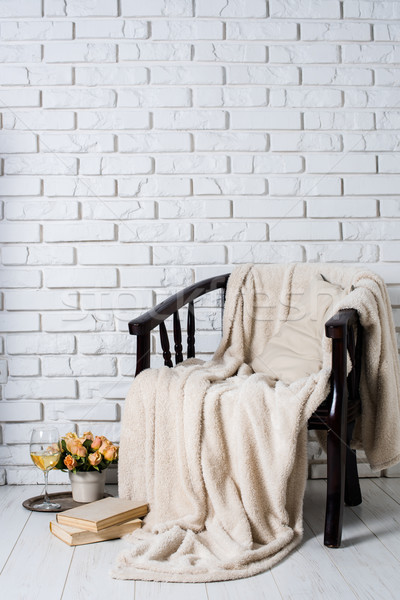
[{"xmin": 30, "ymin": 426, "xmax": 61, "ymax": 510}]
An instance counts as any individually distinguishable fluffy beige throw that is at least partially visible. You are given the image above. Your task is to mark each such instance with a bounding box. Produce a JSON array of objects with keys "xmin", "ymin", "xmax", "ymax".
[{"xmin": 113, "ymin": 263, "xmax": 400, "ymax": 582}]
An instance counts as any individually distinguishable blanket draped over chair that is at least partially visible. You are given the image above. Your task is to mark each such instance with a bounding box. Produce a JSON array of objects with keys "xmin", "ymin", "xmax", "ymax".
[{"xmin": 113, "ymin": 263, "xmax": 400, "ymax": 583}]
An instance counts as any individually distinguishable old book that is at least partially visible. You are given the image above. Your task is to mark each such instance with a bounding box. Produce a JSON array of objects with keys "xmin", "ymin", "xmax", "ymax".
[
  {"xmin": 56, "ymin": 497, "xmax": 148, "ymax": 532},
  {"xmin": 50, "ymin": 518, "xmax": 142, "ymax": 546}
]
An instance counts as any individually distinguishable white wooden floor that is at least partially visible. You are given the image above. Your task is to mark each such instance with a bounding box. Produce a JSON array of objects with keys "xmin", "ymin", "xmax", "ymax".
[{"xmin": 1, "ymin": 479, "xmax": 400, "ymax": 600}]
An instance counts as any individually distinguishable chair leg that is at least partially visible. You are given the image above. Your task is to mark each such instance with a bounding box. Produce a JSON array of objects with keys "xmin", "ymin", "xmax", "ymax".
[
  {"xmin": 344, "ymin": 421, "xmax": 362, "ymax": 507},
  {"xmin": 324, "ymin": 423, "xmax": 346, "ymax": 548}
]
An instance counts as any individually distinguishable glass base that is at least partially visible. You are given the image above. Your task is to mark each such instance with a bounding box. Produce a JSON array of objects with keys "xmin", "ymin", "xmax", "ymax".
[{"xmin": 32, "ymin": 500, "xmax": 61, "ymax": 510}]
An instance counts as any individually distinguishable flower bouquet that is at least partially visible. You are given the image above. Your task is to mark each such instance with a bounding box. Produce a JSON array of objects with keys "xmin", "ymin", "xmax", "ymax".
[{"xmin": 55, "ymin": 431, "xmax": 118, "ymax": 473}]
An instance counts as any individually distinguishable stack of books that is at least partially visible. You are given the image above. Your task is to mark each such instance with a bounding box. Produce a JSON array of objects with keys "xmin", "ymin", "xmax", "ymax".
[{"xmin": 50, "ymin": 497, "xmax": 148, "ymax": 546}]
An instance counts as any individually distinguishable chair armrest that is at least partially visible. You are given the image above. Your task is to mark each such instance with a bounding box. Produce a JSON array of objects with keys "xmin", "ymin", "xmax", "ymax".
[
  {"xmin": 325, "ymin": 309, "xmax": 358, "ymax": 340},
  {"xmin": 128, "ymin": 273, "xmax": 230, "ymax": 336}
]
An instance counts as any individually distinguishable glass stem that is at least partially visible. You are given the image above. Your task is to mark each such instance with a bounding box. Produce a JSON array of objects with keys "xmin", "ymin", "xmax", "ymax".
[{"xmin": 43, "ymin": 470, "xmax": 50, "ymax": 503}]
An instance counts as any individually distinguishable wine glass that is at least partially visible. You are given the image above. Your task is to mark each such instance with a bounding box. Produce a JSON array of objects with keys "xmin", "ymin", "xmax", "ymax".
[{"xmin": 30, "ymin": 426, "xmax": 61, "ymax": 510}]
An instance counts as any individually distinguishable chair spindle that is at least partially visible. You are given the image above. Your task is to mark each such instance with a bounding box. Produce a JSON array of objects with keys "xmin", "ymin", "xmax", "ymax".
[
  {"xmin": 159, "ymin": 321, "xmax": 173, "ymax": 367},
  {"xmin": 187, "ymin": 301, "xmax": 195, "ymax": 358},
  {"xmin": 173, "ymin": 311, "xmax": 184, "ymax": 365}
]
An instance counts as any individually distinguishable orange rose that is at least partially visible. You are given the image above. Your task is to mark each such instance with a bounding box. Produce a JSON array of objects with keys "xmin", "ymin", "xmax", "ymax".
[
  {"xmin": 67, "ymin": 439, "xmax": 87, "ymax": 457},
  {"xmin": 64, "ymin": 455, "xmax": 77, "ymax": 471},
  {"xmin": 103, "ymin": 445, "xmax": 118, "ymax": 461},
  {"xmin": 88, "ymin": 450, "xmax": 102, "ymax": 466},
  {"xmin": 79, "ymin": 431, "xmax": 94, "ymax": 443},
  {"xmin": 91, "ymin": 436, "xmax": 102, "ymax": 451},
  {"xmin": 98, "ymin": 437, "xmax": 111, "ymax": 454},
  {"xmin": 64, "ymin": 432, "xmax": 78, "ymax": 440}
]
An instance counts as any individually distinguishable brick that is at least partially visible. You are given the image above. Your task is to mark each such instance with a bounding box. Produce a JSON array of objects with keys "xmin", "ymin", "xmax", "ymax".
[
  {"xmin": 194, "ymin": 177, "xmax": 266, "ymax": 195},
  {"xmin": 0, "ymin": 132, "xmax": 37, "ymax": 153},
  {"xmin": 343, "ymin": 133, "xmax": 400, "ymax": 152},
  {"xmin": 0, "ymin": 44, "xmax": 41, "ymax": 63},
  {"xmin": 381, "ymin": 199, "xmax": 400, "ymax": 218},
  {"xmin": 3, "ymin": 111, "xmax": 75, "ymax": 130},
  {"xmin": 119, "ymin": 132, "xmax": 191, "ymax": 153},
  {"xmin": 227, "ymin": 21, "xmax": 297, "ymax": 40},
  {"xmin": 118, "ymin": 176, "xmax": 191, "ymax": 197},
  {"xmin": 195, "ymin": 132, "xmax": 268, "ymax": 151},
  {"xmin": 8, "ymin": 357, "xmax": 40, "ymax": 377},
  {"xmin": 5, "ymin": 156, "xmax": 77, "ymax": 176},
  {"xmin": 82, "ymin": 200, "xmax": 155, "ymax": 220},
  {"xmin": 45, "ymin": 0, "xmax": 115, "ymax": 16},
  {"xmin": 120, "ymin": 222, "xmax": 191, "ymax": 242},
  {"xmin": 154, "ymin": 110, "xmax": 227, "ymax": 130},
  {"xmin": 44, "ymin": 177, "xmax": 116, "ymax": 197},
  {"xmin": 0, "ymin": 402, "xmax": 42, "ymax": 422},
  {"xmin": 0, "ymin": 313, "xmax": 40, "ymax": 332},
  {"xmin": 343, "ymin": 221, "xmax": 400, "ymax": 241},
  {"xmin": 0, "ymin": 21, "xmax": 72, "ymax": 40},
  {"xmin": 78, "ymin": 111, "xmax": 151, "ymax": 130},
  {"xmin": 344, "ymin": 176, "xmax": 400, "ymax": 196},
  {"xmin": 42, "ymin": 312, "xmax": 114, "ymax": 333},
  {"xmin": 5, "ymin": 291, "xmax": 78, "ymax": 311},
  {"xmin": 0, "ymin": 223, "xmax": 41, "ymax": 243},
  {"xmin": 154, "ymin": 245, "xmax": 226, "ymax": 265},
  {"xmin": 1, "ymin": 245, "xmax": 75, "ymax": 266},
  {"xmin": 307, "ymin": 197, "xmax": 377, "ymax": 218},
  {"xmin": 0, "ymin": 177, "xmax": 41, "ymax": 196},
  {"xmin": 269, "ymin": 44, "xmax": 339, "ymax": 63},
  {"xmin": 196, "ymin": 0, "xmax": 266, "ymax": 17},
  {"xmin": 27, "ymin": 65, "xmax": 73, "ymax": 85},
  {"xmin": 118, "ymin": 88, "xmax": 191, "ymax": 108},
  {"xmin": 159, "ymin": 199, "xmax": 231, "ymax": 219},
  {"xmin": 43, "ymin": 89, "xmax": 116, "ymax": 108},
  {"xmin": 76, "ymin": 19, "xmax": 148, "ymax": 39},
  {"xmin": 44, "ymin": 221, "xmax": 115, "ymax": 242},
  {"xmin": 233, "ymin": 155, "xmax": 304, "ymax": 174},
  {"xmin": 232, "ymin": 243, "xmax": 304, "ymax": 264},
  {"xmin": 42, "ymin": 356, "xmax": 117, "ymax": 377},
  {"xmin": 194, "ymin": 43, "xmax": 266, "ymax": 63},
  {"xmin": 195, "ymin": 87, "xmax": 267, "ymax": 108},
  {"xmin": 234, "ymin": 199, "xmax": 304, "ymax": 218},
  {"xmin": 51, "ymin": 401, "xmax": 118, "ymax": 422},
  {"xmin": 343, "ymin": 45, "xmax": 400, "ymax": 64},
  {"xmin": 152, "ymin": 20, "xmax": 223, "ymax": 40},
  {"xmin": 303, "ymin": 67, "xmax": 372, "ymax": 86},
  {"xmin": 75, "ymin": 66, "xmax": 148, "ymax": 86},
  {"xmin": 45, "ymin": 267, "xmax": 117, "ymax": 288},
  {"xmin": 78, "ymin": 333, "xmax": 136, "ymax": 355},
  {"xmin": 157, "ymin": 155, "xmax": 228, "ymax": 174},
  {"xmin": 100, "ymin": 156, "xmax": 153, "ymax": 175},
  {"xmin": 152, "ymin": 66, "xmax": 224, "ymax": 85},
  {"xmin": 79, "ymin": 244, "xmax": 151, "ymax": 264},
  {"xmin": 230, "ymin": 110, "xmax": 301, "ymax": 130},
  {"xmin": 270, "ymin": 221, "xmax": 340, "ymax": 241},
  {"xmin": 379, "ymin": 155, "xmax": 400, "ymax": 173},
  {"xmin": 269, "ymin": 177, "xmax": 342, "ymax": 197},
  {"xmin": 271, "ymin": 132, "xmax": 341, "ymax": 152},
  {"xmin": 381, "ymin": 243, "xmax": 400, "ymax": 262},
  {"xmin": 228, "ymin": 66, "xmax": 300, "ymax": 85},
  {"xmin": 0, "ymin": 66, "xmax": 28, "ymax": 85},
  {"xmin": 374, "ymin": 24, "xmax": 400, "ymax": 42},
  {"xmin": 5, "ymin": 379, "xmax": 77, "ymax": 399},
  {"xmin": 304, "ymin": 111, "xmax": 374, "ymax": 130},
  {"xmin": 0, "ymin": 89, "xmax": 40, "ymax": 107},
  {"xmin": 376, "ymin": 112, "xmax": 400, "ymax": 130},
  {"xmin": 119, "ymin": 42, "xmax": 190, "ymax": 61},
  {"xmin": 375, "ymin": 68, "xmax": 400, "ymax": 87},
  {"xmin": 346, "ymin": 89, "xmax": 400, "ymax": 109},
  {"xmin": 306, "ymin": 243, "xmax": 378, "ymax": 263},
  {"xmin": 0, "ymin": 269, "xmax": 41, "ymax": 289},
  {"xmin": 344, "ymin": 1, "xmax": 400, "ymax": 19},
  {"xmin": 0, "ymin": 0, "xmax": 42, "ymax": 17},
  {"xmin": 122, "ymin": 0, "xmax": 192, "ymax": 16},
  {"xmin": 301, "ymin": 22, "xmax": 371, "ymax": 41},
  {"xmin": 195, "ymin": 222, "xmax": 265, "ymax": 242},
  {"xmin": 79, "ymin": 289, "xmax": 153, "ymax": 310},
  {"xmin": 306, "ymin": 154, "xmax": 376, "ymax": 174},
  {"xmin": 40, "ymin": 134, "xmax": 114, "ymax": 153},
  {"xmin": 6, "ymin": 333, "xmax": 75, "ymax": 355},
  {"xmin": 270, "ymin": 0, "xmax": 340, "ymax": 18}
]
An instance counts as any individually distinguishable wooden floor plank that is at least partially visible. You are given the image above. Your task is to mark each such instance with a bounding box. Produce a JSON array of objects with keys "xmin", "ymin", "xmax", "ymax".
[
  {"xmin": 373, "ymin": 477, "xmax": 400, "ymax": 504},
  {"xmin": 206, "ymin": 570, "xmax": 281, "ymax": 600},
  {"xmin": 135, "ymin": 581, "xmax": 208, "ymax": 600},
  {"xmin": 304, "ymin": 479, "xmax": 400, "ymax": 600},
  {"xmin": 0, "ymin": 485, "xmax": 41, "ymax": 573},
  {"xmin": 0, "ymin": 485, "xmax": 74, "ymax": 600}
]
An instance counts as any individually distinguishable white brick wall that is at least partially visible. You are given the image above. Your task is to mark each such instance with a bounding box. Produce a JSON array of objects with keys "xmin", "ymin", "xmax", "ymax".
[{"xmin": 1, "ymin": 0, "xmax": 400, "ymax": 484}]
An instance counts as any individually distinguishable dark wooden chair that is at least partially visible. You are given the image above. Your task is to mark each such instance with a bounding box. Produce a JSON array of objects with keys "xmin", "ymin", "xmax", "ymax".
[{"xmin": 128, "ymin": 274, "xmax": 363, "ymax": 548}]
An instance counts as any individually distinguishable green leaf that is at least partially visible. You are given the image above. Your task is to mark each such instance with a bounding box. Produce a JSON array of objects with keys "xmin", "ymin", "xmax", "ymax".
[
  {"xmin": 83, "ymin": 438, "xmax": 92, "ymax": 451},
  {"xmin": 61, "ymin": 439, "xmax": 67, "ymax": 452}
]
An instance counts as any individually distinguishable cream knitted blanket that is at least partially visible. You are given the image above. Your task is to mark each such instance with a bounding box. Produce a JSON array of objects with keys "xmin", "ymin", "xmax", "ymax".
[{"xmin": 113, "ymin": 263, "xmax": 400, "ymax": 582}]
